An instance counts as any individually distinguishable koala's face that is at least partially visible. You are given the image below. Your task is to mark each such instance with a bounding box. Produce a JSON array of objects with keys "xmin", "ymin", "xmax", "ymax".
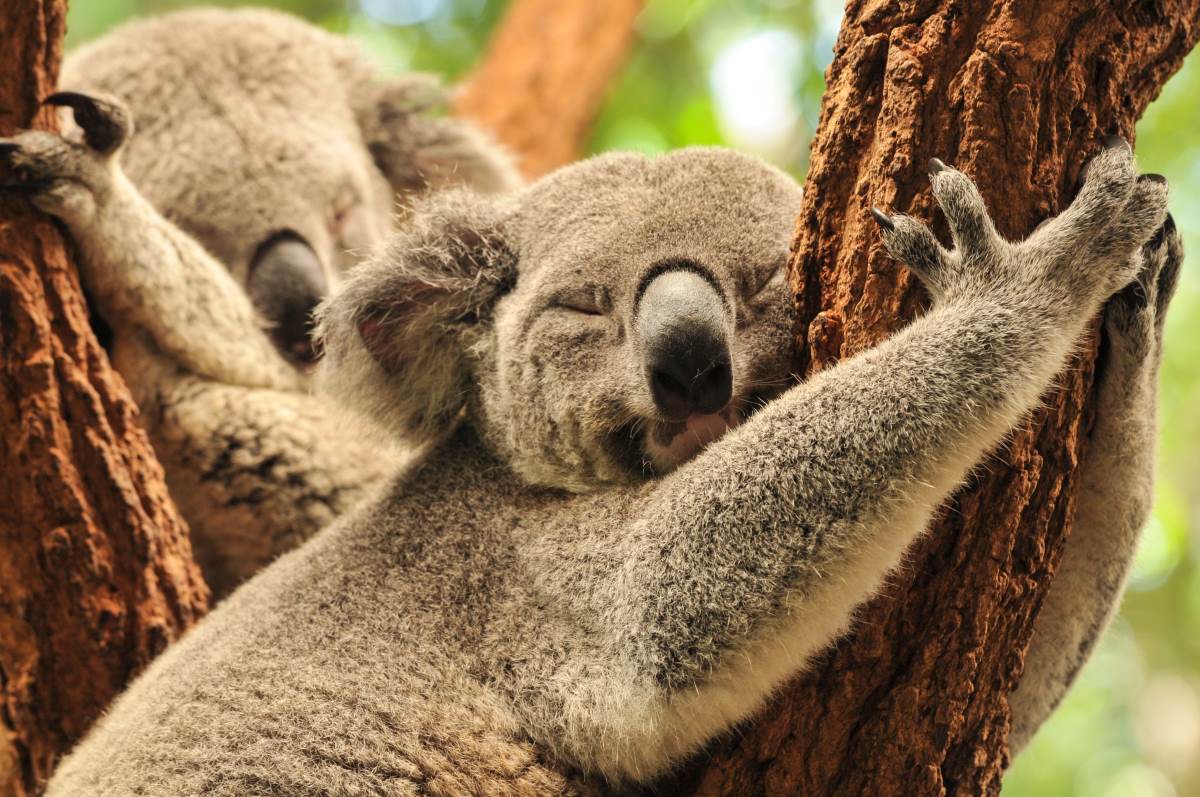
[
  {"xmin": 473, "ymin": 149, "xmax": 800, "ymax": 490},
  {"xmin": 122, "ymin": 103, "xmax": 395, "ymax": 367},
  {"xmin": 64, "ymin": 8, "xmax": 517, "ymax": 366}
]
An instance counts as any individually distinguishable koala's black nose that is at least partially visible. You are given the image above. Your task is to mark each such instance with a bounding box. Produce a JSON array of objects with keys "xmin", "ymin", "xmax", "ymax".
[
  {"xmin": 247, "ymin": 233, "xmax": 327, "ymax": 366},
  {"xmin": 637, "ymin": 267, "xmax": 733, "ymax": 420}
]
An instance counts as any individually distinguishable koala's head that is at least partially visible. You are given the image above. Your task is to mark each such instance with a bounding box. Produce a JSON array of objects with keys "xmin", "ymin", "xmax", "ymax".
[
  {"xmin": 317, "ymin": 148, "xmax": 800, "ymax": 490},
  {"xmin": 63, "ymin": 8, "xmax": 518, "ymax": 366}
]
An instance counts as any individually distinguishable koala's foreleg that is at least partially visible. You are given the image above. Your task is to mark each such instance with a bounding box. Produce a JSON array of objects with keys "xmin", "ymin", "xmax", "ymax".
[
  {"xmin": 0, "ymin": 92, "xmax": 298, "ymax": 392},
  {"xmin": 1009, "ymin": 218, "xmax": 1183, "ymax": 750},
  {"xmin": 569, "ymin": 147, "xmax": 1170, "ymax": 779}
]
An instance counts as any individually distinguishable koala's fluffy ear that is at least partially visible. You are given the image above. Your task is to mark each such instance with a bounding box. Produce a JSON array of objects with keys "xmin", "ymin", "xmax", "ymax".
[
  {"xmin": 355, "ymin": 74, "xmax": 522, "ymax": 197},
  {"xmin": 314, "ymin": 190, "xmax": 515, "ymax": 442}
]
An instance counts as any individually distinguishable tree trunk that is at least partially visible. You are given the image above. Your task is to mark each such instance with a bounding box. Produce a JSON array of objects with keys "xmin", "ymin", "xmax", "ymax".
[
  {"xmin": 454, "ymin": 0, "xmax": 644, "ymax": 178},
  {"xmin": 662, "ymin": 2, "xmax": 1200, "ymax": 795},
  {"xmin": 0, "ymin": 4, "xmax": 209, "ymax": 796}
]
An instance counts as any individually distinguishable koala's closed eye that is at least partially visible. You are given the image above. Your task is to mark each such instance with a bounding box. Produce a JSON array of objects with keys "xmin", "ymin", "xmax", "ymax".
[{"xmin": 549, "ymin": 286, "xmax": 609, "ymax": 316}]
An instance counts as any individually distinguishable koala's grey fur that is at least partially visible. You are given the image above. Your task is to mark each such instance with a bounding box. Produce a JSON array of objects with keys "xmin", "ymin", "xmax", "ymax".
[
  {"xmin": 1, "ymin": 8, "xmax": 520, "ymax": 594},
  {"xmin": 40, "ymin": 141, "xmax": 1177, "ymax": 794}
]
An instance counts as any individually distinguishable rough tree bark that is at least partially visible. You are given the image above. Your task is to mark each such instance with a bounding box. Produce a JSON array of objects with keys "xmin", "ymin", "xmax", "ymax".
[
  {"xmin": 658, "ymin": 2, "xmax": 1200, "ymax": 795},
  {"xmin": 0, "ymin": 4, "xmax": 209, "ymax": 796},
  {"xmin": 454, "ymin": 0, "xmax": 645, "ymax": 178}
]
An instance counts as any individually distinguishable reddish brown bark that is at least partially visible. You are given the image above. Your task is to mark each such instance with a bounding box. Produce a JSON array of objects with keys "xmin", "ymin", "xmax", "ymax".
[
  {"xmin": 662, "ymin": 1, "xmax": 1200, "ymax": 794},
  {"xmin": 454, "ymin": 0, "xmax": 644, "ymax": 178},
  {"xmin": 0, "ymin": 4, "xmax": 209, "ymax": 796}
]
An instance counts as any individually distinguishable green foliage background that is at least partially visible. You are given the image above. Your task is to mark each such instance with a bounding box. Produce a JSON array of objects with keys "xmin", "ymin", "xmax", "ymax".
[{"xmin": 66, "ymin": 2, "xmax": 1200, "ymax": 794}]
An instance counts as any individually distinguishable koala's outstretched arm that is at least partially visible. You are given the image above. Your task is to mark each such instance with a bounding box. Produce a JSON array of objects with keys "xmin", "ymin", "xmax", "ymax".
[
  {"xmin": 1009, "ymin": 217, "xmax": 1182, "ymax": 750},
  {"xmin": 0, "ymin": 93, "xmax": 299, "ymax": 392},
  {"xmin": 576, "ymin": 147, "xmax": 1169, "ymax": 778}
]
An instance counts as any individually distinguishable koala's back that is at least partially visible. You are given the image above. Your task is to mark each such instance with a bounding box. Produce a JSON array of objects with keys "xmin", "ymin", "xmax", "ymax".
[{"xmin": 45, "ymin": 449, "xmax": 587, "ymax": 796}]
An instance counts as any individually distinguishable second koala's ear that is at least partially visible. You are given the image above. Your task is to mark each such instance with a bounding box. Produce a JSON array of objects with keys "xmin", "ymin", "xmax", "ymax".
[
  {"xmin": 354, "ymin": 74, "xmax": 522, "ymax": 197},
  {"xmin": 314, "ymin": 190, "xmax": 515, "ymax": 443}
]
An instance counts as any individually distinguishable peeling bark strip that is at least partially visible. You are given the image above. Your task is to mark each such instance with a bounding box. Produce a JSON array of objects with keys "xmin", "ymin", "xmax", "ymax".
[
  {"xmin": 454, "ymin": 0, "xmax": 645, "ymax": 178},
  {"xmin": 0, "ymin": 4, "xmax": 209, "ymax": 796},
  {"xmin": 669, "ymin": 2, "xmax": 1200, "ymax": 795}
]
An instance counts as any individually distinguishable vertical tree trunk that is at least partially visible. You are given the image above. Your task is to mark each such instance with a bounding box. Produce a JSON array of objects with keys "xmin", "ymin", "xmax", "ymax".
[
  {"xmin": 662, "ymin": 2, "xmax": 1200, "ymax": 794},
  {"xmin": 454, "ymin": 0, "xmax": 644, "ymax": 178},
  {"xmin": 0, "ymin": 4, "xmax": 209, "ymax": 796}
]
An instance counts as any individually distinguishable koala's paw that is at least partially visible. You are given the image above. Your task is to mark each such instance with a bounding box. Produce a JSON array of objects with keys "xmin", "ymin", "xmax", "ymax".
[
  {"xmin": 870, "ymin": 157, "xmax": 1003, "ymax": 304},
  {"xmin": 872, "ymin": 139, "xmax": 1170, "ymax": 316},
  {"xmin": 1105, "ymin": 214, "xmax": 1183, "ymax": 352},
  {"xmin": 1027, "ymin": 139, "xmax": 1169, "ymax": 300},
  {"xmin": 0, "ymin": 92, "xmax": 131, "ymax": 224}
]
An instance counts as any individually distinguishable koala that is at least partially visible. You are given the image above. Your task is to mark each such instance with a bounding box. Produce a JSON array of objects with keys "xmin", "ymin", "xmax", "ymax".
[
  {"xmin": 37, "ymin": 140, "xmax": 1177, "ymax": 795},
  {"xmin": 0, "ymin": 8, "xmax": 520, "ymax": 594}
]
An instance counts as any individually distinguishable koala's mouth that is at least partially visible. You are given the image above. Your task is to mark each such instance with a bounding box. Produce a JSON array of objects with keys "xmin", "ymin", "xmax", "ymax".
[
  {"xmin": 644, "ymin": 407, "xmax": 740, "ymax": 471},
  {"xmin": 609, "ymin": 391, "xmax": 780, "ymax": 479}
]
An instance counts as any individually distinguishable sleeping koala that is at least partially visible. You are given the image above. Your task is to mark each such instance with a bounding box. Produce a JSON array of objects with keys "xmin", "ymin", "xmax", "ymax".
[
  {"xmin": 42, "ymin": 143, "xmax": 1178, "ymax": 794},
  {"xmin": 0, "ymin": 8, "xmax": 519, "ymax": 594}
]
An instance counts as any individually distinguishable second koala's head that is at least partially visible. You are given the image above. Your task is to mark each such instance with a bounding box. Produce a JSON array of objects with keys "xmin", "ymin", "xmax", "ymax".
[
  {"xmin": 63, "ymin": 8, "xmax": 518, "ymax": 365},
  {"xmin": 317, "ymin": 148, "xmax": 800, "ymax": 490}
]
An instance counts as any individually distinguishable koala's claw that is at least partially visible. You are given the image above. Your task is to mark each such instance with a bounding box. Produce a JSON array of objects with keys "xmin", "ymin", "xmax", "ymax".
[
  {"xmin": 1154, "ymin": 214, "xmax": 1183, "ymax": 323},
  {"xmin": 877, "ymin": 143, "xmax": 1171, "ymax": 320},
  {"xmin": 876, "ymin": 211, "xmax": 954, "ymax": 298},
  {"xmin": 1102, "ymin": 134, "xmax": 1130, "ymax": 153},
  {"xmin": 870, "ymin": 207, "xmax": 895, "ymax": 231},
  {"xmin": 43, "ymin": 90, "xmax": 132, "ymax": 155},
  {"xmin": 876, "ymin": 156, "xmax": 1009, "ymax": 300}
]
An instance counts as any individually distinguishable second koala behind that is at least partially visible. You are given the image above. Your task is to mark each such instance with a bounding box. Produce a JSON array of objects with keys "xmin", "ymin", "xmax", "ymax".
[
  {"xmin": 53, "ymin": 8, "xmax": 518, "ymax": 593},
  {"xmin": 45, "ymin": 143, "xmax": 1177, "ymax": 794}
]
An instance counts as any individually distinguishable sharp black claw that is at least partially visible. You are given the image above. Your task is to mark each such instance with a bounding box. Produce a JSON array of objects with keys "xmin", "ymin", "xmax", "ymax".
[
  {"xmin": 1102, "ymin": 134, "xmax": 1129, "ymax": 152},
  {"xmin": 871, "ymin": 207, "xmax": 895, "ymax": 231},
  {"xmin": 928, "ymin": 158, "xmax": 948, "ymax": 176},
  {"xmin": 1140, "ymin": 173, "xmax": 1168, "ymax": 186},
  {"xmin": 41, "ymin": 91, "xmax": 128, "ymax": 155},
  {"xmin": 43, "ymin": 91, "xmax": 93, "ymax": 110},
  {"xmin": 1163, "ymin": 212, "xmax": 1175, "ymax": 234}
]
